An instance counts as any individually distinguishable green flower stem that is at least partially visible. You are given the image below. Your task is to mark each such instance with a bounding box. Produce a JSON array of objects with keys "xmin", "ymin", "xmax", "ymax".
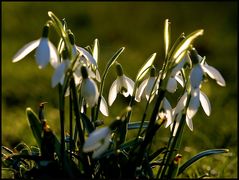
[
  {"xmin": 69, "ymin": 78, "xmax": 85, "ymax": 145},
  {"xmin": 58, "ymin": 84, "xmax": 65, "ymax": 168},
  {"xmin": 69, "ymin": 90, "xmax": 73, "ymax": 157},
  {"xmin": 134, "ymin": 89, "xmax": 166, "ymax": 169},
  {"xmin": 160, "ymin": 111, "xmax": 187, "ymax": 178}
]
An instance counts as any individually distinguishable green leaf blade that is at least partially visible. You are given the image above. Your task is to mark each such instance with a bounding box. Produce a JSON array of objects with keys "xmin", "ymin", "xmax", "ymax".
[
  {"xmin": 136, "ymin": 53, "xmax": 157, "ymax": 81},
  {"xmin": 178, "ymin": 148, "xmax": 229, "ymax": 175},
  {"xmin": 164, "ymin": 19, "xmax": 171, "ymax": 58}
]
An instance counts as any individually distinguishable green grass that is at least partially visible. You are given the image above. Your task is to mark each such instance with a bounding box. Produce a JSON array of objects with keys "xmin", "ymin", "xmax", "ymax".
[{"xmin": 2, "ymin": 2, "xmax": 237, "ymax": 178}]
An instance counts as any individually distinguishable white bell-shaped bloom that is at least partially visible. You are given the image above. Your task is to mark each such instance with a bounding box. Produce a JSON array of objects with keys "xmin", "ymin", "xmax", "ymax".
[
  {"xmin": 12, "ymin": 25, "xmax": 59, "ymax": 69},
  {"xmin": 81, "ymin": 78, "xmax": 99, "ymax": 108},
  {"xmin": 135, "ymin": 77, "xmax": 158, "ymax": 102},
  {"xmin": 13, "ymin": 38, "xmax": 59, "ymax": 69},
  {"xmin": 83, "ymin": 127, "xmax": 111, "ymax": 159},
  {"xmin": 108, "ymin": 75, "xmax": 135, "ymax": 106}
]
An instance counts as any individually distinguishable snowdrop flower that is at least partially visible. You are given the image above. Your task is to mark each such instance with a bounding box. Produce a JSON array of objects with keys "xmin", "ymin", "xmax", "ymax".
[
  {"xmin": 108, "ymin": 63, "xmax": 135, "ymax": 106},
  {"xmin": 135, "ymin": 67, "xmax": 158, "ymax": 102},
  {"xmin": 80, "ymin": 66, "xmax": 108, "ymax": 116},
  {"xmin": 83, "ymin": 127, "xmax": 111, "ymax": 159},
  {"xmin": 80, "ymin": 66, "xmax": 99, "ymax": 108},
  {"xmin": 12, "ymin": 24, "xmax": 59, "ymax": 69}
]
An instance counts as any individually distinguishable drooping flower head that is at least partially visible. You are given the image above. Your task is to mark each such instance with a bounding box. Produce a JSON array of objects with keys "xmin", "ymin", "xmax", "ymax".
[
  {"xmin": 108, "ymin": 63, "xmax": 135, "ymax": 106},
  {"xmin": 135, "ymin": 66, "xmax": 158, "ymax": 102},
  {"xmin": 12, "ymin": 24, "xmax": 59, "ymax": 69}
]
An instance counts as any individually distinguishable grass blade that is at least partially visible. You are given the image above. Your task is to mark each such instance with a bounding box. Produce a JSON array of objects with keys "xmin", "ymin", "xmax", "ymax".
[{"xmin": 178, "ymin": 149, "xmax": 229, "ymax": 175}]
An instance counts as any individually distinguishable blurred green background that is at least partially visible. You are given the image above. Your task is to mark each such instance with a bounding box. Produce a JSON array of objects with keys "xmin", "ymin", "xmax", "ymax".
[{"xmin": 2, "ymin": 2, "xmax": 237, "ymax": 178}]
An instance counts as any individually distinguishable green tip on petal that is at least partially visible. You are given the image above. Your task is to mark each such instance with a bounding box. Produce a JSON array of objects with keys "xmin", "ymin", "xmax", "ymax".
[
  {"xmin": 42, "ymin": 24, "xmax": 50, "ymax": 38},
  {"xmin": 81, "ymin": 66, "xmax": 88, "ymax": 79},
  {"xmin": 116, "ymin": 63, "xmax": 123, "ymax": 76}
]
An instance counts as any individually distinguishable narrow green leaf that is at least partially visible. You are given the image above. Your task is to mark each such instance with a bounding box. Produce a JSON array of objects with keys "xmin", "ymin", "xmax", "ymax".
[
  {"xmin": 128, "ymin": 121, "xmax": 149, "ymax": 130},
  {"xmin": 136, "ymin": 53, "xmax": 157, "ymax": 81},
  {"xmin": 164, "ymin": 19, "xmax": 171, "ymax": 58},
  {"xmin": 104, "ymin": 47, "xmax": 125, "ymax": 77},
  {"xmin": 178, "ymin": 149, "xmax": 229, "ymax": 175},
  {"xmin": 149, "ymin": 147, "xmax": 167, "ymax": 161},
  {"xmin": 92, "ymin": 38, "xmax": 99, "ymax": 64},
  {"xmin": 173, "ymin": 29, "xmax": 204, "ymax": 62},
  {"xmin": 26, "ymin": 107, "xmax": 42, "ymax": 147}
]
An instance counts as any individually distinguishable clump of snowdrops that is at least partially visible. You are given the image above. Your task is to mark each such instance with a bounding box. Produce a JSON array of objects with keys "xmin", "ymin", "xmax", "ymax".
[{"xmin": 1, "ymin": 12, "xmax": 229, "ymax": 179}]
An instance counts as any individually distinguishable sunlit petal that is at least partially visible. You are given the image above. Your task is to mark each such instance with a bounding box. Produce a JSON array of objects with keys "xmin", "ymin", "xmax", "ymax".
[
  {"xmin": 202, "ymin": 63, "xmax": 226, "ymax": 86},
  {"xmin": 175, "ymin": 72, "xmax": 184, "ymax": 87},
  {"xmin": 145, "ymin": 77, "xmax": 156, "ymax": 100},
  {"xmin": 12, "ymin": 39, "xmax": 40, "ymax": 62},
  {"xmin": 81, "ymin": 78, "xmax": 99, "ymax": 107},
  {"xmin": 174, "ymin": 92, "xmax": 188, "ymax": 115},
  {"xmin": 35, "ymin": 38, "xmax": 50, "ymax": 69},
  {"xmin": 92, "ymin": 134, "xmax": 111, "ymax": 159},
  {"xmin": 124, "ymin": 75, "xmax": 135, "ymax": 96},
  {"xmin": 83, "ymin": 127, "xmax": 110, "ymax": 152},
  {"xmin": 187, "ymin": 88, "xmax": 200, "ymax": 119},
  {"xmin": 100, "ymin": 96, "xmax": 109, "ymax": 116},
  {"xmin": 163, "ymin": 97, "xmax": 172, "ymax": 128},
  {"xmin": 199, "ymin": 90, "xmax": 211, "ymax": 116},
  {"xmin": 108, "ymin": 80, "xmax": 118, "ymax": 106},
  {"xmin": 135, "ymin": 79, "xmax": 148, "ymax": 102},
  {"xmin": 51, "ymin": 62, "xmax": 66, "ymax": 88},
  {"xmin": 49, "ymin": 41, "xmax": 60, "ymax": 68},
  {"xmin": 77, "ymin": 46, "xmax": 97, "ymax": 66},
  {"xmin": 166, "ymin": 77, "xmax": 177, "ymax": 93},
  {"xmin": 186, "ymin": 115, "xmax": 193, "ymax": 131}
]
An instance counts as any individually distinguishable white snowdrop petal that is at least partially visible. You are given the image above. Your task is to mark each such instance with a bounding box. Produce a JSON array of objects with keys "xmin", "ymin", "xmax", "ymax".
[
  {"xmin": 51, "ymin": 62, "xmax": 66, "ymax": 88},
  {"xmin": 35, "ymin": 38, "xmax": 50, "ymax": 69},
  {"xmin": 199, "ymin": 91, "xmax": 211, "ymax": 116},
  {"xmin": 135, "ymin": 79, "xmax": 148, "ymax": 102},
  {"xmin": 124, "ymin": 76, "xmax": 135, "ymax": 96},
  {"xmin": 108, "ymin": 80, "xmax": 118, "ymax": 106},
  {"xmin": 96, "ymin": 69, "xmax": 101, "ymax": 82},
  {"xmin": 175, "ymin": 72, "xmax": 184, "ymax": 87},
  {"xmin": 163, "ymin": 97, "xmax": 172, "ymax": 128},
  {"xmin": 187, "ymin": 88, "xmax": 200, "ymax": 119},
  {"xmin": 166, "ymin": 77, "xmax": 177, "ymax": 93},
  {"xmin": 77, "ymin": 46, "xmax": 97, "ymax": 66},
  {"xmin": 83, "ymin": 127, "xmax": 110, "ymax": 152},
  {"xmin": 48, "ymin": 41, "xmax": 60, "ymax": 68},
  {"xmin": 190, "ymin": 64, "xmax": 203, "ymax": 88},
  {"xmin": 100, "ymin": 96, "xmax": 109, "ymax": 116},
  {"xmin": 174, "ymin": 92, "xmax": 188, "ymax": 114},
  {"xmin": 145, "ymin": 77, "xmax": 156, "ymax": 100},
  {"xmin": 202, "ymin": 63, "xmax": 226, "ymax": 86},
  {"xmin": 81, "ymin": 78, "xmax": 99, "ymax": 107},
  {"xmin": 12, "ymin": 39, "xmax": 40, "ymax": 62},
  {"xmin": 186, "ymin": 115, "xmax": 193, "ymax": 131},
  {"xmin": 92, "ymin": 134, "xmax": 111, "ymax": 159}
]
